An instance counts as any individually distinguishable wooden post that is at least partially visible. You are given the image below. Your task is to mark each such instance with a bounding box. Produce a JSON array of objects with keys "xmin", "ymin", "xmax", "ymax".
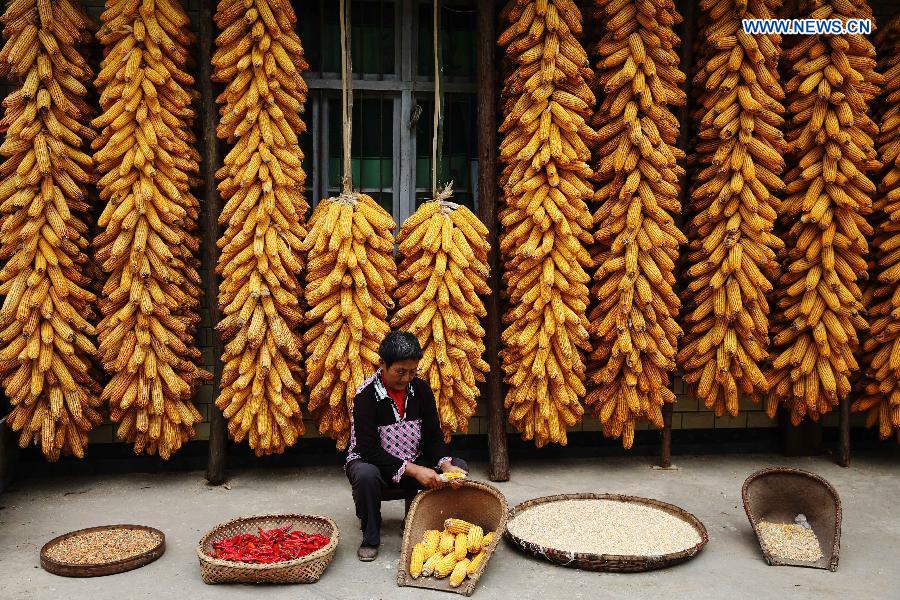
[
  {"xmin": 660, "ymin": 405, "xmax": 673, "ymax": 469},
  {"xmin": 661, "ymin": 0, "xmax": 697, "ymax": 468},
  {"xmin": 476, "ymin": 0, "xmax": 509, "ymax": 482},
  {"xmin": 199, "ymin": 4, "xmax": 226, "ymax": 485},
  {"xmin": 837, "ymin": 398, "xmax": 850, "ymax": 467}
]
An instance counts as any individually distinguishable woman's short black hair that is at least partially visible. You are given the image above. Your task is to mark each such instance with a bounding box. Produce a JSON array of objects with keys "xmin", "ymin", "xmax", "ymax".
[{"xmin": 379, "ymin": 331, "xmax": 423, "ymax": 366}]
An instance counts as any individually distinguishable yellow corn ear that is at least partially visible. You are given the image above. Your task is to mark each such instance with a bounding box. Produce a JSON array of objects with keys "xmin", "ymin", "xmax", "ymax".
[
  {"xmin": 409, "ymin": 543, "xmax": 426, "ymax": 579},
  {"xmin": 422, "ymin": 529, "xmax": 441, "ymax": 556},
  {"xmin": 467, "ymin": 525, "xmax": 484, "ymax": 554},
  {"xmin": 444, "ymin": 518, "xmax": 474, "ymax": 535},
  {"xmin": 421, "ymin": 552, "xmax": 442, "ymax": 577},
  {"xmin": 439, "ymin": 530, "xmax": 456, "ymax": 555},
  {"xmin": 434, "ymin": 553, "xmax": 458, "ymax": 578},
  {"xmin": 449, "ymin": 558, "xmax": 470, "ymax": 587},
  {"xmin": 467, "ymin": 550, "xmax": 485, "ymax": 575},
  {"xmin": 454, "ymin": 533, "xmax": 468, "ymax": 560}
]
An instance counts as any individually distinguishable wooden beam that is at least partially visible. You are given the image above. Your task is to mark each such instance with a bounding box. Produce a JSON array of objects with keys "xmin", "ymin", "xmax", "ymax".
[
  {"xmin": 476, "ymin": 0, "xmax": 509, "ymax": 482},
  {"xmin": 198, "ymin": 3, "xmax": 226, "ymax": 485}
]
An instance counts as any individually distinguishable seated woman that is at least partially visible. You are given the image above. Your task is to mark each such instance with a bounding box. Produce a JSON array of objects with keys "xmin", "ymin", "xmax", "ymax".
[{"xmin": 345, "ymin": 331, "xmax": 468, "ymax": 561}]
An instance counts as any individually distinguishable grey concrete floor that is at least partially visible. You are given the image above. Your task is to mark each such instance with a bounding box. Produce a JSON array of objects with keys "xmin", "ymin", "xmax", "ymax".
[{"xmin": 1, "ymin": 453, "xmax": 898, "ymax": 600}]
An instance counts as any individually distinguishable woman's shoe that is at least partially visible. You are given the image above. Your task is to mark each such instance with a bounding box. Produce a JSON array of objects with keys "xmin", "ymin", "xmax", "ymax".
[{"xmin": 357, "ymin": 544, "xmax": 378, "ymax": 561}]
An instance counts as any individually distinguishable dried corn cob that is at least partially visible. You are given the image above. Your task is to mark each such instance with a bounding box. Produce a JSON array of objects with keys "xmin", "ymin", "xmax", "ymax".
[
  {"xmin": 853, "ymin": 15, "xmax": 900, "ymax": 439},
  {"xmin": 467, "ymin": 549, "xmax": 485, "ymax": 575},
  {"xmin": 497, "ymin": 0, "xmax": 597, "ymax": 448},
  {"xmin": 422, "ymin": 529, "xmax": 441, "ymax": 557},
  {"xmin": 454, "ymin": 532, "xmax": 468, "ymax": 561},
  {"xmin": 678, "ymin": 0, "xmax": 788, "ymax": 417},
  {"xmin": 466, "ymin": 525, "xmax": 484, "ymax": 554},
  {"xmin": 409, "ymin": 542, "xmax": 426, "ymax": 578},
  {"xmin": 301, "ymin": 193, "xmax": 396, "ymax": 448},
  {"xmin": 212, "ymin": 0, "xmax": 309, "ymax": 455},
  {"xmin": 93, "ymin": 0, "xmax": 211, "ymax": 459},
  {"xmin": 768, "ymin": 0, "xmax": 882, "ymax": 424},
  {"xmin": 444, "ymin": 518, "xmax": 474, "ymax": 535},
  {"xmin": 394, "ymin": 194, "xmax": 491, "ymax": 439},
  {"xmin": 482, "ymin": 532, "xmax": 495, "ymax": 547},
  {"xmin": 449, "ymin": 558, "xmax": 470, "ymax": 587},
  {"xmin": 434, "ymin": 552, "xmax": 458, "ymax": 578},
  {"xmin": 439, "ymin": 529, "xmax": 456, "ymax": 554},
  {"xmin": 0, "ymin": 0, "xmax": 102, "ymax": 460},
  {"xmin": 421, "ymin": 551, "xmax": 442, "ymax": 576},
  {"xmin": 586, "ymin": 0, "xmax": 687, "ymax": 448}
]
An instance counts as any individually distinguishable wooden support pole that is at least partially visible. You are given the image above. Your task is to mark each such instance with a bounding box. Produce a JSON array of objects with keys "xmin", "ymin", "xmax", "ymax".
[
  {"xmin": 199, "ymin": 4, "xmax": 226, "ymax": 485},
  {"xmin": 477, "ymin": 0, "xmax": 509, "ymax": 482},
  {"xmin": 838, "ymin": 398, "xmax": 850, "ymax": 467},
  {"xmin": 661, "ymin": 0, "xmax": 697, "ymax": 468}
]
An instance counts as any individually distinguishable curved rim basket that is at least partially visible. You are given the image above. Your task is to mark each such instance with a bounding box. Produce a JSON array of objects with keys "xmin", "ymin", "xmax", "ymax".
[
  {"xmin": 742, "ymin": 467, "xmax": 841, "ymax": 571},
  {"xmin": 505, "ymin": 493, "xmax": 708, "ymax": 572},
  {"xmin": 196, "ymin": 513, "xmax": 339, "ymax": 584},
  {"xmin": 40, "ymin": 524, "xmax": 165, "ymax": 578},
  {"xmin": 398, "ymin": 480, "xmax": 509, "ymax": 596}
]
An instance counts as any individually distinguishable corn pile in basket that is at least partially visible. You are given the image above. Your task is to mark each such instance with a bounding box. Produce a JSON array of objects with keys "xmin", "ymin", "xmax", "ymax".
[
  {"xmin": 393, "ymin": 197, "xmax": 491, "ymax": 440},
  {"xmin": 678, "ymin": 0, "xmax": 787, "ymax": 417},
  {"xmin": 768, "ymin": 0, "xmax": 882, "ymax": 425},
  {"xmin": 0, "ymin": 0, "xmax": 103, "ymax": 459},
  {"xmin": 854, "ymin": 15, "xmax": 900, "ymax": 439},
  {"xmin": 302, "ymin": 193, "xmax": 396, "ymax": 449},
  {"xmin": 211, "ymin": 0, "xmax": 309, "ymax": 456},
  {"xmin": 93, "ymin": 0, "xmax": 211, "ymax": 458},
  {"xmin": 585, "ymin": 0, "xmax": 687, "ymax": 448},
  {"xmin": 409, "ymin": 518, "xmax": 495, "ymax": 588},
  {"xmin": 496, "ymin": 0, "xmax": 596, "ymax": 447}
]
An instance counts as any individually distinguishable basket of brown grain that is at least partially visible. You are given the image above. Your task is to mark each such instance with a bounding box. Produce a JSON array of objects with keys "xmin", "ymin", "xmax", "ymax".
[{"xmin": 40, "ymin": 524, "xmax": 165, "ymax": 577}]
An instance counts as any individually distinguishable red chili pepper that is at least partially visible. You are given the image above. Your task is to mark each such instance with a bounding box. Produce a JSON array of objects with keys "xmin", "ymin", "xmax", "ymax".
[{"xmin": 211, "ymin": 526, "xmax": 330, "ymax": 563}]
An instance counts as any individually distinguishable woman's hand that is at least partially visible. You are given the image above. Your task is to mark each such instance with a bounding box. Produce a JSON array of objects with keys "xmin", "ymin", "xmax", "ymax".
[{"xmin": 408, "ymin": 464, "xmax": 444, "ymax": 489}]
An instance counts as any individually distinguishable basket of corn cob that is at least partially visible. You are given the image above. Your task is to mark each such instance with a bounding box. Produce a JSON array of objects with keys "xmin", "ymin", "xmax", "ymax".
[{"xmin": 397, "ymin": 480, "xmax": 508, "ymax": 596}]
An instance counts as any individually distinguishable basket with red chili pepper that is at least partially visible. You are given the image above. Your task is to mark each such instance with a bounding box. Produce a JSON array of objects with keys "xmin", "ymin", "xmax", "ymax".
[
  {"xmin": 211, "ymin": 525, "xmax": 331, "ymax": 564},
  {"xmin": 197, "ymin": 514, "xmax": 339, "ymax": 584}
]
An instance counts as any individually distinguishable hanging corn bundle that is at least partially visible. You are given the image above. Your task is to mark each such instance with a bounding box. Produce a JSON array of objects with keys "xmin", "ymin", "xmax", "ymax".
[
  {"xmin": 678, "ymin": 0, "xmax": 788, "ymax": 417},
  {"xmin": 93, "ymin": 0, "xmax": 210, "ymax": 458},
  {"xmin": 497, "ymin": 0, "xmax": 597, "ymax": 448},
  {"xmin": 211, "ymin": 0, "xmax": 310, "ymax": 456},
  {"xmin": 768, "ymin": 0, "xmax": 882, "ymax": 425},
  {"xmin": 394, "ymin": 194, "xmax": 491, "ymax": 439},
  {"xmin": 0, "ymin": 0, "xmax": 102, "ymax": 460},
  {"xmin": 393, "ymin": 2, "xmax": 491, "ymax": 440},
  {"xmin": 853, "ymin": 16, "xmax": 900, "ymax": 439},
  {"xmin": 302, "ymin": 0, "xmax": 396, "ymax": 449},
  {"xmin": 585, "ymin": 0, "xmax": 687, "ymax": 448}
]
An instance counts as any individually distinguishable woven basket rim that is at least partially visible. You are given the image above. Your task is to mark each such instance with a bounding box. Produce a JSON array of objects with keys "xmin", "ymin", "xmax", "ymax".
[
  {"xmin": 40, "ymin": 524, "xmax": 165, "ymax": 572},
  {"xmin": 740, "ymin": 467, "xmax": 842, "ymax": 571},
  {"xmin": 196, "ymin": 513, "xmax": 340, "ymax": 570},
  {"xmin": 505, "ymin": 493, "xmax": 709, "ymax": 569},
  {"xmin": 397, "ymin": 480, "xmax": 509, "ymax": 596}
]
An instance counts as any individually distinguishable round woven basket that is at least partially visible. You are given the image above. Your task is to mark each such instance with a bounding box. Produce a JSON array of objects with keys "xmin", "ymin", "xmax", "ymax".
[
  {"xmin": 196, "ymin": 514, "xmax": 339, "ymax": 584},
  {"xmin": 40, "ymin": 524, "xmax": 165, "ymax": 578},
  {"xmin": 505, "ymin": 493, "xmax": 708, "ymax": 572}
]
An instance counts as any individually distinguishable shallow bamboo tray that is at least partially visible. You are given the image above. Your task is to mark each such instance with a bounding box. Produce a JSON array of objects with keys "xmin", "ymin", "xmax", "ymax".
[
  {"xmin": 40, "ymin": 524, "xmax": 165, "ymax": 578},
  {"xmin": 197, "ymin": 514, "xmax": 339, "ymax": 584},
  {"xmin": 505, "ymin": 493, "xmax": 708, "ymax": 572},
  {"xmin": 742, "ymin": 468, "xmax": 841, "ymax": 571},
  {"xmin": 397, "ymin": 480, "xmax": 508, "ymax": 596}
]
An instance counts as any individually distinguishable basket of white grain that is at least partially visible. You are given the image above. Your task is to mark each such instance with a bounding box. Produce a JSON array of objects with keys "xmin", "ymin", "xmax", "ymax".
[
  {"xmin": 505, "ymin": 493, "xmax": 708, "ymax": 572},
  {"xmin": 742, "ymin": 468, "xmax": 841, "ymax": 571}
]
